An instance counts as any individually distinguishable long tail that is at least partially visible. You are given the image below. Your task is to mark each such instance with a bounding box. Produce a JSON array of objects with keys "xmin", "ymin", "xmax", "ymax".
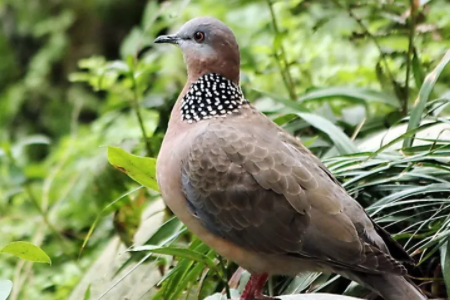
[{"xmin": 345, "ymin": 272, "xmax": 427, "ymax": 300}]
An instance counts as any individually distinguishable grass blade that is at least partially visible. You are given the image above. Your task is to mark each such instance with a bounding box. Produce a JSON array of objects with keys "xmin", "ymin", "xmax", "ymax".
[
  {"xmin": 298, "ymin": 87, "xmax": 399, "ymax": 108},
  {"xmin": 296, "ymin": 112, "xmax": 358, "ymax": 155},
  {"xmin": 440, "ymin": 241, "xmax": 450, "ymax": 296},
  {"xmin": 129, "ymin": 245, "xmax": 220, "ymax": 273},
  {"xmin": 404, "ymin": 49, "xmax": 450, "ymax": 148}
]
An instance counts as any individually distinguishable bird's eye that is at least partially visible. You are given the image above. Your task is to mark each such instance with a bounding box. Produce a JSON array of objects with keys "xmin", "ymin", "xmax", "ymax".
[{"xmin": 193, "ymin": 31, "xmax": 205, "ymax": 43}]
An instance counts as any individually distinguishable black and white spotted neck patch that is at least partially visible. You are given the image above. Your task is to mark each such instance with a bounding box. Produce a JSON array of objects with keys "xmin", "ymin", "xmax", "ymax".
[{"xmin": 181, "ymin": 73, "xmax": 249, "ymax": 123}]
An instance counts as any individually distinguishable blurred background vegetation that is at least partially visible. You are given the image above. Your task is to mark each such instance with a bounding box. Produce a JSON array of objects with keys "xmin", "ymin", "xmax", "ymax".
[{"xmin": 1, "ymin": 0, "xmax": 450, "ymax": 299}]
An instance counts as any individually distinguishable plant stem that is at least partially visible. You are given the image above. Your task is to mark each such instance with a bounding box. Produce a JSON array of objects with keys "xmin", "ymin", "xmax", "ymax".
[
  {"xmin": 331, "ymin": 0, "xmax": 399, "ymax": 105},
  {"xmin": 273, "ymin": 52, "xmax": 292, "ymax": 97},
  {"xmin": 218, "ymin": 255, "xmax": 231, "ymax": 299},
  {"xmin": 404, "ymin": 0, "xmax": 417, "ymax": 115},
  {"xmin": 130, "ymin": 59, "xmax": 152, "ymax": 156},
  {"xmin": 24, "ymin": 184, "xmax": 71, "ymax": 253},
  {"xmin": 3, "ymin": 147, "xmax": 73, "ymax": 256},
  {"xmin": 351, "ymin": 118, "xmax": 366, "ymax": 141},
  {"xmin": 267, "ymin": 0, "xmax": 297, "ymax": 100}
]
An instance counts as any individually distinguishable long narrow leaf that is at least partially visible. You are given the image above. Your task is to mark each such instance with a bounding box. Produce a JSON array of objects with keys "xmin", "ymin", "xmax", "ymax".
[
  {"xmin": 296, "ymin": 112, "xmax": 358, "ymax": 155},
  {"xmin": 130, "ymin": 245, "xmax": 220, "ymax": 274},
  {"xmin": 440, "ymin": 241, "xmax": 450, "ymax": 296},
  {"xmin": 298, "ymin": 87, "xmax": 399, "ymax": 108},
  {"xmin": 404, "ymin": 49, "xmax": 450, "ymax": 148}
]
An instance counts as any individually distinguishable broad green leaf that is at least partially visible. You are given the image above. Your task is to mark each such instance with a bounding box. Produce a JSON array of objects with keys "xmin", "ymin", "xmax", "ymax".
[
  {"xmin": 0, "ymin": 280, "xmax": 13, "ymax": 300},
  {"xmin": 297, "ymin": 87, "xmax": 399, "ymax": 108},
  {"xmin": 404, "ymin": 49, "xmax": 450, "ymax": 148},
  {"xmin": 0, "ymin": 242, "xmax": 51, "ymax": 264},
  {"xmin": 296, "ymin": 112, "xmax": 359, "ymax": 155},
  {"xmin": 107, "ymin": 146, "xmax": 159, "ymax": 192}
]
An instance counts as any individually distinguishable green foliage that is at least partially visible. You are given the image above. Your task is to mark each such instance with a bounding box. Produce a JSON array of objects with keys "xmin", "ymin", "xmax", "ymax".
[
  {"xmin": 405, "ymin": 49, "xmax": 450, "ymax": 148},
  {"xmin": 107, "ymin": 147, "xmax": 159, "ymax": 192},
  {"xmin": 1, "ymin": 0, "xmax": 450, "ymax": 299},
  {"xmin": 295, "ymin": 112, "xmax": 358, "ymax": 154},
  {"xmin": 0, "ymin": 242, "xmax": 51, "ymax": 265}
]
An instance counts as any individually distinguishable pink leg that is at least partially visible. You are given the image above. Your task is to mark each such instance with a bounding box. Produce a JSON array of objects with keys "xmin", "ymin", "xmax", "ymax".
[{"xmin": 239, "ymin": 273, "xmax": 278, "ymax": 300}]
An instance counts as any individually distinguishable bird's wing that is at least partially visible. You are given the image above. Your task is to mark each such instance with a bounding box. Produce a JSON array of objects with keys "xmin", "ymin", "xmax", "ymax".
[
  {"xmin": 279, "ymin": 129, "xmax": 414, "ymax": 265},
  {"xmin": 182, "ymin": 121, "xmax": 405, "ymax": 275}
]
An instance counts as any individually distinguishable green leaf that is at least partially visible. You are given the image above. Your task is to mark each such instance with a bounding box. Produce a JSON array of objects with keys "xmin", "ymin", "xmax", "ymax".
[
  {"xmin": 440, "ymin": 241, "xmax": 450, "ymax": 296},
  {"xmin": 144, "ymin": 217, "xmax": 182, "ymax": 246},
  {"xmin": 376, "ymin": 61, "xmax": 394, "ymax": 94},
  {"xmin": 0, "ymin": 242, "xmax": 51, "ymax": 264},
  {"xmin": 112, "ymin": 217, "xmax": 184, "ymax": 277},
  {"xmin": 254, "ymin": 89, "xmax": 306, "ymax": 112},
  {"xmin": 296, "ymin": 112, "xmax": 359, "ymax": 155},
  {"xmin": 83, "ymin": 284, "xmax": 91, "ymax": 300},
  {"xmin": 404, "ymin": 49, "xmax": 450, "ymax": 148},
  {"xmin": 105, "ymin": 61, "xmax": 130, "ymax": 73},
  {"xmin": 79, "ymin": 186, "xmax": 143, "ymax": 258},
  {"xmin": 142, "ymin": 1, "xmax": 160, "ymax": 31},
  {"xmin": 412, "ymin": 51, "xmax": 425, "ymax": 89},
  {"xmin": 169, "ymin": 259, "xmax": 206, "ymax": 300},
  {"xmin": 298, "ymin": 87, "xmax": 399, "ymax": 108},
  {"xmin": 0, "ymin": 280, "xmax": 13, "ymax": 300},
  {"xmin": 152, "ymin": 240, "xmax": 219, "ymax": 300},
  {"xmin": 107, "ymin": 146, "xmax": 159, "ymax": 192}
]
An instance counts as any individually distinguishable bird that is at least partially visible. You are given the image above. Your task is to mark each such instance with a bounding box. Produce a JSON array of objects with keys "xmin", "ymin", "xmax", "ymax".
[{"xmin": 154, "ymin": 17, "xmax": 427, "ymax": 300}]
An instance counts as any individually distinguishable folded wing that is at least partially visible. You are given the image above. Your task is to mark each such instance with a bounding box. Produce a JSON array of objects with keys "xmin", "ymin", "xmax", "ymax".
[{"xmin": 182, "ymin": 122, "xmax": 405, "ymax": 275}]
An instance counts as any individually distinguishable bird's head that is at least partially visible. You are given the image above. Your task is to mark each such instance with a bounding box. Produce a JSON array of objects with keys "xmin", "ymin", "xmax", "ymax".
[{"xmin": 154, "ymin": 17, "xmax": 240, "ymax": 84}]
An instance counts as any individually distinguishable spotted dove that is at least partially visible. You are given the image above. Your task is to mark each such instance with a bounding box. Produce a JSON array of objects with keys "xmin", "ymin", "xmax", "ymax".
[{"xmin": 155, "ymin": 17, "xmax": 427, "ymax": 300}]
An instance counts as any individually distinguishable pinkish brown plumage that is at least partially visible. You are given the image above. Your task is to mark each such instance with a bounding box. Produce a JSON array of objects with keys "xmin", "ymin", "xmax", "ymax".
[{"xmin": 155, "ymin": 17, "xmax": 426, "ymax": 300}]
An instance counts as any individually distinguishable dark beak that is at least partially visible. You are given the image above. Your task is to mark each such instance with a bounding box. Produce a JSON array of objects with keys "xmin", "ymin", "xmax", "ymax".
[{"xmin": 154, "ymin": 34, "xmax": 180, "ymax": 44}]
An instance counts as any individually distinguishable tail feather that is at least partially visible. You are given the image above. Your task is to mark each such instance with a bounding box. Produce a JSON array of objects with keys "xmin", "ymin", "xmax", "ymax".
[{"xmin": 345, "ymin": 272, "xmax": 427, "ymax": 300}]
